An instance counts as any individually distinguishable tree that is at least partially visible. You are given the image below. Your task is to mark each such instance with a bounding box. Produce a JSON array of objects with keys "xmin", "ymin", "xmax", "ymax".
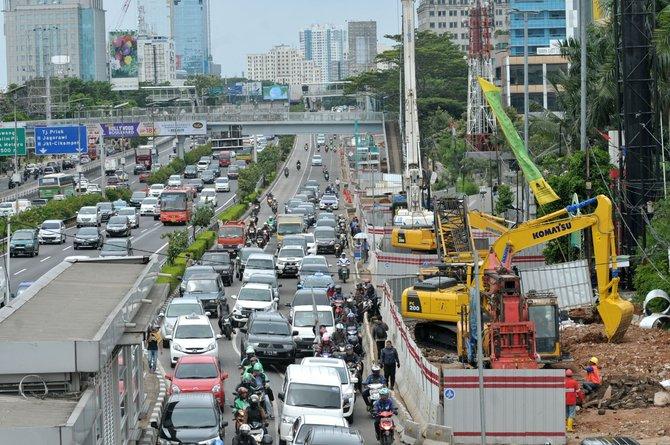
[
  {"xmin": 495, "ymin": 184, "xmax": 514, "ymax": 216},
  {"xmin": 161, "ymin": 229, "xmax": 188, "ymax": 266},
  {"xmin": 632, "ymin": 197, "xmax": 670, "ymax": 302},
  {"xmin": 191, "ymin": 204, "xmax": 214, "ymax": 240}
]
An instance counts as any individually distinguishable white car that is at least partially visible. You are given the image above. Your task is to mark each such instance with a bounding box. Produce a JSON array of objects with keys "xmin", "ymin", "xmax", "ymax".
[
  {"xmin": 197, "ymin": 159, "xmax": 210, "ymax": 171},
  {"xmin": 290, "ymin": 304, "xmax": 335, "ymax": 356},
  {"xmin": 169, "ymin": 313, "xmax": 221, "ymax": 367},
  {"xmin": 76, "ymin": 206, "xmax": 101, "ymax": 227},
  {"xmin": 85, "ymin": 183, "xmax": 101, "ymax": 194},
  {"xmin": 140, "ymin": 197, "xmax": 160, "ymax": 216},
  {"xmin": 159, "ymin": 298, "xmax": 208, "ymax": 348},
  {"xmin": 149, "ymin": 184, "xmax": 165, "ymax": 197},
  {"xmin": 276, "ymin": 246, "xmax": 305, "ymax": 277},
  {"xmin": 38, "ymin": 219, "xmax": 66, "ymax": 244},
  {"xmin": 300, "ymin": 357, "xmax": 356, "ymax": 421},
  {"xmin": 290, "ymin": 415, "xmax": 349, "ymax": 445},
  {"xmin": 316, "ymin": 134, "xmax": 326, "ymax": 145},
  {"xmin": 242, "ymin": 253, "xmax": 276, "ymax": 283},
  {"xmin": 230, "ymin": 282, "xmax": 277, "ymax": 328},
  {"xmin": 167, "ymin": 175, "xmax": 182, "ymax": 187},
  {"xmin": 311, "ymin": 155, "xmax": 323, "ymax": 166},
  {"xmin": 200, "ymin": 188, "xmax": 218, "ymax": 206},
  {"xmin": 302, "ymin": 233, "xmax": 317, "ymax": 255},
  {"xmin": 214, "ymin": 177, "xmax": 230, "ymax": 192}
]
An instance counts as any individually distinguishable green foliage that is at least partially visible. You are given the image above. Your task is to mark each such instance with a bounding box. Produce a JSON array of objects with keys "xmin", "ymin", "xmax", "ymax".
[
  {"xmin": 632, "ymin": 198, "xmax": 670, "ymax": 303},
  {"xmin": 237, "ymin": 137, "xmax": 294, "ymax": 200},
  {"xmin": 495, "ymin": 184, "xmax": 514, "ymax": 216},
  {"xmin": 219, "ymin": 204, "xmax": 247, "ymax": 222},
  {"xmin": 456, "ymin": 178, "xmax": 479, "ymax": 196},
  {"xmin": 161, "ymin": 229, "xmax": 188, "ymax": 266},
  {"xmin": 147, "ymin": 145, "xmax": 212, "ymax": 185},
  {"xmin": 157, "ymin": 230, "xmax": 217, "ymax": 291},
  {"xmin": 191, "ymin": 204, "xmax": 214, "ymax": 238}
]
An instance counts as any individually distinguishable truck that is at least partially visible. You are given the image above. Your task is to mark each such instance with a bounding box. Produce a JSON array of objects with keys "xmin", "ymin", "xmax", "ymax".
[
  {"xmin": 217, "ymin": 220, "xmax": 246, "ymax": 257},
  {"xmin": 104, "ymin": 158, "xmax": 119, "ymax": 175},
  {"xmin": 135, "ymin": 144, "xmax": 153, "ymax": 169},
  {"xmin": 276, "ymin": 214, "xmax": 304, "ymax": 243}
]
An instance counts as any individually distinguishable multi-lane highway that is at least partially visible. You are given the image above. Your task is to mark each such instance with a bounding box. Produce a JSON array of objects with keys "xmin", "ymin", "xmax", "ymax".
[{"xmin": 155, "ymin": 135, "xmax": 380, "ymax": 444}]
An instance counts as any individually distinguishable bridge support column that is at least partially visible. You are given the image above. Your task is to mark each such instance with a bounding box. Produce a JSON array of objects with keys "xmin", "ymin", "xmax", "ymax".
[{"xmin": 176, "ymin": 135, "xmax": 186, "ymax": 159}]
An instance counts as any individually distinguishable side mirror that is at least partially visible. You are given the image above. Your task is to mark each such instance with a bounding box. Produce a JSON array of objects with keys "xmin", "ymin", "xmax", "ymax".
[
  {"xmin": 231, "ymin": 294, "xmax": 237, "ymax": 299},
  {"xmin": 221, "ymin": 372, "xmax": 229, "ymax": 380},
  {"xmin": 278, "ymin": 284, "xmax": 283, "ymax": 288},
  {"xmin": 278, "ymin": 392, "xmax": 285, "ymax": 402},
  {"xmin": 165, "ymin": 373, "xmax": 173, "ymax": 380},
  {"xmin": 292, "ymin": 330, "xmax": 299, "ymax": 336},
  {"xmin": 205, "ymin": 311, "xmax": 211, "ymax": 316},
  {"xmin": 222, "ymin": 420, "xmax": 229, "ymax": 428},
  {"xmin": 150, "ymin": 420, "xmax": 159, "ymax": 429},
  {"xmin": 273, "ymin": 297, "xmax": 279, "ymax": 302},
  {"xmin": 216, "ymin": 334, "xmax": 223, "ymax": 339}
]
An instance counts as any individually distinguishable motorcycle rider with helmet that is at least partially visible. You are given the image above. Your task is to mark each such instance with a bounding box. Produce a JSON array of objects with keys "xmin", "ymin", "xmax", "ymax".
[
  {"xmin": 362, "ymin": 365, "xmax": 387, "ymax": 407},
  {"xmin": 314, "ymin": 333, "xmax": 335, "ymax": 357},
  {"xmin": 296, "ymin": 160, "xmax": 301, "ymax": 170},
  {"xmin": 373, "ymin": 388, "xmax": 398, "ymax": 441},
  {"xmin": 246, "ymin": 393, "xmax": 268, "ymax": 427},
  {"xmin": 343, "ymin": 344, "xmax": 363, "ymax": 390},
  {"xmin": 232, "ymin": 424, "xmax": 258, "ymax": 445},
  {"xmin": 238, "ymin": 364, "xmax": 273, "ymax": 418},
  {"xmin": 331, "ymin": 323, "xmax": 347, "ymax": 347},
  {"xmin": 240, "ymin": 346, "xmax": 259, "ymax": 370}
]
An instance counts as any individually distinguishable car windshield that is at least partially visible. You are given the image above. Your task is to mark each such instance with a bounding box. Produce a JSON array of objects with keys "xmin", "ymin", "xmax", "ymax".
[
  {"xmin": 322, "ymin": 195, "xmax": 337, "ymax": 201},
  {"xmin": 286, "ymin": 383, "xmax": 341, "ymax": 409},
  {"xmin": 174, "ymin": 324, "xmax": 213, "ymax": 339},
  {"xmin": 175, "ymin": 362, "xmax": 218, "ymax": 379},
  {"xmin": 142, "ymin": 198, "xmax": 158, "ymax": 205},
  {"xmin": 185, "ymin": 279, "xmax": 219, "ymax": 293},
  {"xmin": 12, "ymin": 231, "xmax": 33, "ymax": 240},
  {"xmin": 281, "ymin": 248, "xmax": 304, "ymax": 258},
  {"xmin": 183, "ymin": 267, "xmax": 215, "ymax": 281},
  {"xmin": 246, "ymin": 258, "xmax": 274, "ymax": 269},
  {"xmin": 277, "ymin": 223, "xmax": 302, "ymax": 235},
  {"xmin": 108, "ymin": 216, "xmax": 127, "ymax": 224},
  {"xmin": 250, "ymin": 321, "xmax": 290, "ymax": 336},
  {"xmin": 292, "ymin": 292, "xmax": 329, "ymax": 306},
  {"xmin": 293, "ymin": 310, "xmax": 333, "ymax": 328},
  {"xmin": 219, "ymin": 226, "xmax": 244, "ymax": 238},
  {"xmin": 166, "ymin": 303, "xmax": 203, "ymax": 318},
  {"xmin": 302, "ymin": 275, "xmax": 333, "ymax": 289},
  {"xmin": 315, "ymin": 228, "xmax": 335, "ymax": 238},
  {"xmin": 150, "ymin": 185, "xmax": 163, "ymax": 190},
  {"xmin": 216, "ymin": 178, "xmax": 228, "ymax": 184},
  {"xmin": 102, "ymin": 240, "xmax": 127, "ymax": 251},
  {"xmin": 118, "ymin": 209, "xmax": 134, "ymax": 215},
  {"xmin": 287, "ymin": 200, "xmax": 301, "ymax": 209},
  {"xmin": 302, "ymin": 257, "xmax": 326, "ymax": 267},
  {"xmin": 132, "ymin": 192, "xmax": 145, "ymax": 200},
  {"xmin": 169, "ymin": 175, "xmax": 181, "ymax": 181},
  {"xmin": 246, "ymin": 275, "xmax": 276, "ymax": 287},
  {"xmin": 41, "ymin": 222, "xmax": 60, "ymax": 230},
  {"xmin": 163, "ymin": 405, "xmax": 217, "ymax": 429},
  {"xmin": 77, "ymin": 228, "xmax": 98, "ymax": 236},
  {"xmin": 316, "ymin": 220, "xmax": 336, "ymax": 228},
  {"xmin": 201, "ymin": 253, "xmax": 230, "ymax": 265},
  {"xmin": 80, "ymin": 207, "xmax": 96, "ymax": 214},
  {"xmin": 239, "ymin": 249, "xmax": 262, "ymax": 262},
  {"xmin": 238, "ymin": 287, "xmax": 272, "ymax": 302}
]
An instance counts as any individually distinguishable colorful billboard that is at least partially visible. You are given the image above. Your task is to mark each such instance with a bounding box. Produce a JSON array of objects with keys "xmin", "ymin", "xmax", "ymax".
[
  {"xmin": 100, "ymin": 121, "xmax": 207, "ymax": 137},
  {"xmin": 109, "ymin": 31, "xmax": 139, "ymax": 91},
  {"xmin": 263, "ymin": 85, "xmax": 289, "ymax": 101}
]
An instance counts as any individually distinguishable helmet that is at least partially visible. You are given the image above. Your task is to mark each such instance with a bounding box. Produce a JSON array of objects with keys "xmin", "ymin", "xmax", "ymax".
[
  {"xmin": 345, "ymin": 344, "xmax": 353, "ymax": 351},
  {"xmin": 372, "ymin": 364, "xmax": 381, "ymax": 373},
  {"xmin": 250, "ymin": 394, "xmax": 260, "ymax": 403},
  {"xmin": 238, "ymin": 387, "xmax": 249, "ymax": 396},
  {"xmin": 336, "ymin": 323, "xmax": 344, "ymax": 330},
  {"xmin": 252, "ymin": 363, "xmax": 263, "ymax": 372},
  {"xmin": 589, "ymin": 357, "xmax": 599, "ymax": 365},
  {"xmin": 379, "ymin": 387, "xmax": 390, "ymax": 398},
  {"xmin": 347, "ymin": 312, "xmax": 356, "ymax": 319},
  {"xmin": 565, "ymin": 369, "xmax": 573, "ymax": 377},
  {"xmin": 322, "ymin": 333, "xmax": 331, "ymax": 342},
  {"xmin": 246, "ymin": 346, "xmax": 255, "ymax": 355},
  {"xmin": 340, "ymin": 253, "xmax": 346, "ymax": 258},
  {"xmin": 335, "ymin": 285, "xmax": 342, "ymax": 291},
  {"xmin": 239, "ymin": 424, "xmax": 251, "ymax": 435},
  {"xmin": 242, "ymin": 373, "xmax": 254, "ymax": 383}
]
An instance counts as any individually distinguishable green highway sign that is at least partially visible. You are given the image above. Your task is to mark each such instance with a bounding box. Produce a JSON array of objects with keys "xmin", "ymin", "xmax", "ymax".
[{"xmin": 0, "ymin": 128, "xmax": 26, "ymax": 156}]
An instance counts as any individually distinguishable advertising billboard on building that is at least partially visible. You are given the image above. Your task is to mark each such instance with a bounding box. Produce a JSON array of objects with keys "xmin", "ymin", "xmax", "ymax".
[
  {"xmin": 100, "ymin": 121, "xmax": 207, "ymax": 137},
  {"xmin": 263, "ymin": 85, "xmax": 289, "ymax": 101},
  {"xmin": 109, "ymin": 31, "xmax": 139, "ymax": 91}
]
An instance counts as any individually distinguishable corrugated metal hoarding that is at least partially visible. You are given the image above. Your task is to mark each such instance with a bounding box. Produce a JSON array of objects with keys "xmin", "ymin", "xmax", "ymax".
[
  {"xmin": 442, "ymin": 369, "xmax": 566, "ymax": 444},
  {"xmin": 520, "ymin": 259, "xmax": 594, "ymax": 309}
]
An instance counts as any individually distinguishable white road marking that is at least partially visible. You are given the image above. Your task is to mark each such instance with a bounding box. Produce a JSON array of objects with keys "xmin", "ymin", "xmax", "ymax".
[
  {"xmin": 140, "ymin": 228, "xmax": 147, "ymax": 233},
  {"xmin": 13, "ymin": 268, "xmax": 26, "ymax": 276},
  {"xmin": 62, "ymin": 245, "xmax": 72, "ymax": 251},
  {"xmin": 154, "ymin": 242, "xmax": 168, "ymax": 253},
  {"xmin": 232, "ymin": 331, "xmax": 240, "ymax": 357},
  {"xmin": 39, "ymin": 256, "xmax": 51, "ymax": 263}
]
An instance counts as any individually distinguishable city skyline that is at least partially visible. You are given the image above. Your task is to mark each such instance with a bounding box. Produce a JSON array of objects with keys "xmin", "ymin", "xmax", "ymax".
[{"xmin": 0, "ymin": 0, "xmax": 400, "ymax": 87}]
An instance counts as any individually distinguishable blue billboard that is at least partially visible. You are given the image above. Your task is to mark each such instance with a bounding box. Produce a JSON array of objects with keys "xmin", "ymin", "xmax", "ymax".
[{"xmin": 35, "ymin": 126, "xmax": 87, "ymax": 155}]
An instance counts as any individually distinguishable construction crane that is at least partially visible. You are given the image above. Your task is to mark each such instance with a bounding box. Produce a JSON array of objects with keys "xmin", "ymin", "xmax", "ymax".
[
  {"xmin": 391, "ymin": 0, "xmax": 435, "ymax": 251},
  {"xmin": 115, "ymin": 0, "xmax": 133, "ymax": 30}
]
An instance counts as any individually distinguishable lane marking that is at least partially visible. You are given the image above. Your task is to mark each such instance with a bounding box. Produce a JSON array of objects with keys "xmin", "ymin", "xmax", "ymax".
[
  {"xmin": 13, "ymin": 268, "xmax": 26, "ymax": 276},
  {"xmin": 154, "ymin": 242, "xmax": 168, "ymax": 254},
  {"xmin": 62, "ymin": 245, "xmax": 72, "ymax": 251},
  {"xmin": 39, "ymin": 256, "xmax": 51, "ymax": 263},
  {"xmin": 140, "ymin": 228, "xmax": 147, "ymax": 233}
]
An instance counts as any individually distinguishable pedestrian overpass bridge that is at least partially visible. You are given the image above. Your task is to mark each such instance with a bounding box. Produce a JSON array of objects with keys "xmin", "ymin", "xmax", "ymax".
[{"xmin": 21, "ymin": 108, "xmax": 385, "ymax": 135}]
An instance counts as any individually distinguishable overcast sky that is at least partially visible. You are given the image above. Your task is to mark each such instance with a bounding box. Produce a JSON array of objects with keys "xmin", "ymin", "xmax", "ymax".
[{"xmin": 0, "ymin": 0, "xmax": 402, "ymax": 87}]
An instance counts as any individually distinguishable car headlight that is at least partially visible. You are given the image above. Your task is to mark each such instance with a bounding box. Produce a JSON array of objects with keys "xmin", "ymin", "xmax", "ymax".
[
  {"xmin": 171, "ymin": 384, "xmax": 180, "ymax": 394},
  {"xmin": 172, "ymin": 343, "xmax": 184, "ymax": 352},
  {"xmin": 211, "ymin": 384, "xmax": 221, "ymax": 393},
  {"xmin": 249, "ymin": 342, "xmax": 260, "ymax": 348},
  {"xmin": 205, "ymin": 341, "xmax": 216, "ymax": 352},
  {"xmin": 281, "ymin": 415, "xmax": 296, "ymax": 425}
]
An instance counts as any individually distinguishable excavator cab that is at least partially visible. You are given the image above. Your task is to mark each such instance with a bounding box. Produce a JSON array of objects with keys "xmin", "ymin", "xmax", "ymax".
[
  {"xmin": 391, "ymin": 227, "xmax": 437, "ymax": 251},
  {"xmin": 525, "ymin": 293, "xmax": 561, "ymax": 363}
]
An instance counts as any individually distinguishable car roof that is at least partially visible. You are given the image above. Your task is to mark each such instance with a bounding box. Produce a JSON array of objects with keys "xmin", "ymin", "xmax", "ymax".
[
  {"xmin": 42, "ymin": 219, "xmax": 63, "ymax": 223},
  {"xmin": 185, "ymin": 265, "xmax": 216, "ymax": 273},
  {"xmin": 293, "ymin": 304, "xmax": 333, "ymax": 312},
  {"xmin": 169, "ymin": 298, "xmax": 202, "ymax": 306},
  {"xmin": 306, "ymin": 427, "xmax": 363, "ymax": 445},
  {"xmin": 286, "ymin": 364, "xmax": 340, "ymax": 384},
  {"xmin": 299, "ymin": 415, "xmax": 348, "ymax": 428},
  {"xmin": 186, "ymin": 273, "xmax": 220, "ymax": 281},
  {"xmin": 301, "ymin": 357, "xmax": 346, "ymax": 368},
  {"xmin": 248, "ymin": 253, "xmax": 275, "ymax": 260},
  {"xmin": 166, "ymin": 392, "xmax": 217, "ymax": 407},
  {"xmin": 241, "ymin": 282, "xmax": 272, "ymax": 290},
  {"xmin": 302, "ymin": 255, "xmax": 327, "ymax": 262},
  {"xmin": 175, "ymin": 314, "xmax": 211, "ymax": 325},
  {"xmin": 246, "ymin": 272, "xmax": 277, "ymax": 283},
  {"xmin": 250, "ymin": 311, "xmax": 286, "ymax": 322}
]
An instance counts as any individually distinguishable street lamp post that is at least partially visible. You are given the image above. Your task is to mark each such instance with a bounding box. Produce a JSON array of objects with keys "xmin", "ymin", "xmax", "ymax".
[{"xmin": 7, "ymin": 85, "xmax": 25, "ymax": 177}]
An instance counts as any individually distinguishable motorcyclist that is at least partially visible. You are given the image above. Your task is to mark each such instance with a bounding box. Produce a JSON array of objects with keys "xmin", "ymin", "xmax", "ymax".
[
  {"xmin": 239, "ymin": 346, "xmax": 258, "ymax": 370},
  {"xmin": 233, "ymin": 387, "xmax": 250, "ymax": 416},
  {"xmin": 245, "ymin": 394, "xmax": 268, "ymax": 426},
  {"xmin": 239, "ymin": 364, "xmax": 273, "ymax": 418},
  {"xmin": 296, "ymin": 160, "xmax": 301, "ymax": 170},
  {"xmin": 304, "ymin": 143, "xmax": 309, "ymax": 150},
  {"xmin": 344, "ymin": 311, "xmax": 358, "ymax": 330},
  {"xmin": 331, "ymin": 323, "xmax": 347, "ymax": 346},
  {"xmin": 343, "ymin": 344, "xmax": 361, "ymax": 367},
  {"xmin": 241, "ymin": 355, "xmax": 264, "ymax": 375},
  {"xmin": 217, "ymin": 299, "xmax": 234, "ymax": 337},
  {"xmin": 232, "ymin": 424, "xmax": 258, "ymax": 445},
  {"xmin": 332, "ymin": 284, "xmax": 345, "ymax": 303},
  {"xmin": 314, "ymin": 333, "xmax": 335, "ymax": 357},
  {"xmin": 284, "ymin": 167, "xmax": 289, "ymax": 177},
  {"xmin": 373, "ymin": 388, "xmax": 398, "ymax": 440},
  {"xmin": 337, "ymin": 253, "xmax": 351, "ymax": 267},
  {"xmin": 362, "ymin": 365, "xmax": 387, "ymax": 407},
  {"xmin": 335, "ymin": 178, "xmax": 341, "ymax": 189},
  {"xmin": 261, "ymin": 223, "xmax": 271, "ymax": 241}
]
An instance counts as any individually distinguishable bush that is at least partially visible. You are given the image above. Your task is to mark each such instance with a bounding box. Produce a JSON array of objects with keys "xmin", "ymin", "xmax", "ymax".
[
  {"xmin": 157, "ymin": 230, "xmax": 217, "ymax": 291},
  {"xmin": 218, "ymin": 203, "xmax": 247, "ymax": 222},
  {"xmin": 147, "ymin": 144, "xmax": 212, "ymax": 185}
]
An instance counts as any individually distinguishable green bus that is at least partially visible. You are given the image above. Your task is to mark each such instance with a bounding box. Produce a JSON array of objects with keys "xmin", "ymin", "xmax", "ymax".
[{"xmin": 38, "ymin": 173, "xmax": 76, "ymax": 200}]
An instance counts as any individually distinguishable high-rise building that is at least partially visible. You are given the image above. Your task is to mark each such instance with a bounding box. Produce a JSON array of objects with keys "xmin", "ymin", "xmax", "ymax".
[
  {"xmin": 138, "ymin": 36, "xmax": 176, "ymax": 84},
  {"xmin": 247, "ymin": 45, "xmax": 322, "ymax": 85},
  {"xmin": 417, "ymin": 0, "xmax": 510, "ymax": 53},
  {"xmin": 509, "ymin": 0, "xmax": 570, "ymax": 56},
  {"xmin": 347, "ymin": 21, "xmax": 378, "ymax": 77},
  {"xmin": 3, "ymin": 0, "xmax": 107, "ymax": 84},
  {"xmin": 299, "ymin": 24, "xmax": 348, "ymax": 82},
  {"xmin": 138, "ymin": 0, "xmax": 173, "ymax": 38},
  {"xmin": 172, "ymin": 0, "xmax": 212, "ymax": 75}
]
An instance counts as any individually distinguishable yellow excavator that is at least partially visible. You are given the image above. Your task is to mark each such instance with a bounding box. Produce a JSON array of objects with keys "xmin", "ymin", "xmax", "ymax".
[{"xmin": 401, "ymin": 194, "xmax": 634, "ymax": 360}]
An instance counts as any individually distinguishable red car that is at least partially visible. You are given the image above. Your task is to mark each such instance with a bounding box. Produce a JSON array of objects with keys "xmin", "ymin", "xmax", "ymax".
[
  {"xmin": 138, "ymin": 171, "xmax": 150, "ymax": 183},
  {"xmin": 165, "ymin": 356, "xmax": 229, "ymax": 407}
]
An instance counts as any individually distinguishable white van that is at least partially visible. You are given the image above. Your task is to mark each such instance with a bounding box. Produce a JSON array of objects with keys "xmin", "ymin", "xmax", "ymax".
[
  {"xmin": 242, "ymin": 253, "xmax": 276, "ymax": 282},
  {"xmin": 278, "ymin": 365, "xmax": 345, "ymax": 444},
  {"xmin": 289, "ymin": 305, "xmax": 335, "ymax": 356}
]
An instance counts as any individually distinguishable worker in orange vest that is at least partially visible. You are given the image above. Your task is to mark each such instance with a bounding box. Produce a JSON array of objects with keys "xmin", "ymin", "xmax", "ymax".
[
  {"xmin": 565, "ymin": 369, "xmax": 584, "ymax": 432},
  {"xmin": 582, "ymin": 356, "xmax": 602, "ymax": 395}
]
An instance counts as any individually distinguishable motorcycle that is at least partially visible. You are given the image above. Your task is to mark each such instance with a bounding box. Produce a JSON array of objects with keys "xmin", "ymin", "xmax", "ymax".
[
  {"xmin": 284, "ymin": 168, "xmax": 289, "ymax": 178},
  {"xmin": 347, "ymin": 362, "xmax": 362, "ymax": 390},
  {"xmin": 304, "ymin": 143, "xmax": 309, "ymax": 151},
  {"xmin": 375, "ymin": 410, "xmax": 397, "ymax": 445},
  {"xmin": 251, "ymin": 204, "xmax": 260, "ymax": 218},
  {"xmin": 324, "ymin": 171, "xmax": 330, "ymax": 181},
  {"xmin": 338, "ymin": 266, "xmax": 350, "ymax": 283},
  {"xmin": 334, "ymin": 242, "xmax": 343, "ymax": 257},
  {"xmin": 347, "ymin": 325, "xmax": 364, "ymax": 356},
  {"xmin": 220, "ymin": 315, "xmax": 233, "ymax": 340},
  {"xmin": 296, "ymin": 162, "xmax": 301, "ymax": 171},
  {"xmin": 366, "ymin": 382, "xmax": 385, "ymax": 408},
  {"xmin": 249, "ymin": 420, "xmax": 272, "ymax": 444},
  {"xmin": 255, "ymin": 235, "xmax": 267, "ymax": 249},
  {"xmin": 270, "ymin": 202, "xmax": 278, "ymax": 214}
]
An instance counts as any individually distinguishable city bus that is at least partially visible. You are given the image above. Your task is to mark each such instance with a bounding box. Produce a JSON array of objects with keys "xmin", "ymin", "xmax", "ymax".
[
  {"xmin": 159, "ymin": 188, "xmax": 193, "ymax": 225},
  {"xmin": 38, "ymin": 174, "xmax": 76, "ymax": 200}
]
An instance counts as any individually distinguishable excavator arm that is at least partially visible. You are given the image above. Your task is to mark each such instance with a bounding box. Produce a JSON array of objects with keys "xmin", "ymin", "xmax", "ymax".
[{"xmin": 490, "ymin": 195, "xmax": 633, "ymax": 341}]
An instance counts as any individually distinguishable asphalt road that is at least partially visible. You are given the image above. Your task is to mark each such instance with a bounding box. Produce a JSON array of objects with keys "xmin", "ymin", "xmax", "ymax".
[
  {"xmin": 7, "ymin": 137, "xmax": 238, "ymax": 290},
  {"xmin": 156, "ymin": 134, "xmax": 380, "ymax": 444}
]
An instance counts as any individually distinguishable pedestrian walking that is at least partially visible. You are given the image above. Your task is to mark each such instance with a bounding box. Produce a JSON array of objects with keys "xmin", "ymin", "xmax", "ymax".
[
  {"xmin": 372, "ymin": 318, "xmax": 389, "ymax": 359},
  {"xmin": 564, "ymin": 369, "xmax": 584, "ymax": 432},
  {"xmin": 362, "ymin": 238, "xmax": 369, "ymax": 262},
  {"xmin": 146, "ymin": 326, "xmax": 161, "ymax": 372},
  {"xmin": 380, "ymin": 340, "xmax": 400, "ymax": 390}
]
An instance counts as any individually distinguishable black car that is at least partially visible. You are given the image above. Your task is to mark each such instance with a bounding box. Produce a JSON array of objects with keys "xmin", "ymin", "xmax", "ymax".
[
  {"xmin": 184, "ymin": 164, "xmax": 198, "ymax": 179},
  {"xmin": 106, "ymin": 215, "xmax": 131, "ymax": 237},
  {"xmin": 240, "ymin": 311, "xmax": 297, "ymax": 367},
  {"xmin": 153, "ymin": 393, "xmax": 227, "ymax": 444},
  {"xmin": 201, "ymin": 169, "xmax": 215, "ymax": 184},
  {"xmin": 200, "ymin": 251, "xmax": 234, "ymax": 286},
  {"xmin": 186, "ymin": 178, "xmax": 204, "ymax": 193},
  {"xmin": 206, "ymin": 164, "xmax": 221, "ymax": 177},
  {"xmin": 133, "ymin": 164, "xmax": 146, "ymax": 175},
  {"xmin": 46, "ymin": 161, "xmax": 61, "ymax": 172},
  {"xmin": 61, "ymin": 158, "xmax": 76, "ymax": 169},
  {"xmin": 97, "ymin": 202, "xmax": 115, "ymax": 222},
  {"xmin": 9, "ymin": 229, "xmax": 39, "ymax": 257},
  {"xmin": 73, "ymin": 227, "xmax": 104, "ymax": 249},
  {"xmin": 129, "ymin": 191, "xmax": 147, "ymax": 208}
]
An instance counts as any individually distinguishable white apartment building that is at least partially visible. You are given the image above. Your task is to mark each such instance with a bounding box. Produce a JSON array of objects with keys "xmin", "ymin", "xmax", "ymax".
[
  {"xmin": 299, "ymin": 24, "xmax": 348, "ymax": 82},
  {"xmin": 138, "ymin": 36, "xmax": 176, "ymax": 84},
  {"xmin": 246, "ymin": 45, "xmax": 322, "ymax": 85}
]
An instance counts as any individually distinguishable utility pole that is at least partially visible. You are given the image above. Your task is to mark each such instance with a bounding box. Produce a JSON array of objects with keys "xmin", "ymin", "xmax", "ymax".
[
  {"xmin": 522, "ymin": 11, "xmax": 531, "ymax": 220},
  {"xmin": 5, "ymin": 219, "xmax": 10, "ymax": 307}
]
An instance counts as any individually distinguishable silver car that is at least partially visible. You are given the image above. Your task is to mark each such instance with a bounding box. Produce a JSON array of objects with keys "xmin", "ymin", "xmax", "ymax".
[
  {"xmin": 76, "ymin": 206, "xmax": 102, "ymax": 227},
  {"xmin": 117, "ymin": 207, "xmax": 140, "ymax": 228},
  {"xmin": 159, "ymin": 298, "xmax": 208, "ymax": 347}
]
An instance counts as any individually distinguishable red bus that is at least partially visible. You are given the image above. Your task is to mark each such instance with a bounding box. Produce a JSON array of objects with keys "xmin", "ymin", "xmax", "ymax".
[{"xmin": 160, "ymin": 188, "xmax": 193, "ymax": 224}]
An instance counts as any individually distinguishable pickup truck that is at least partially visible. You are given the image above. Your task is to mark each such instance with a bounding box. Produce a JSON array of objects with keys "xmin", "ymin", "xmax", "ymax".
[
  {"xmin": 104, "ymin": 158, "xmax": 119, "ymax": 174},
  {"xmin": 217, "ymin": 220, "xmax": 246, "ymax": 257}
]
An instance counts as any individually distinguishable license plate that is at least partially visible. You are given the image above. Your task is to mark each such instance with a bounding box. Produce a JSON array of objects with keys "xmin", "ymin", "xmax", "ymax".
[{"xmin": 265, "ymin": 350, "xmax": 277, "ymax": 356}]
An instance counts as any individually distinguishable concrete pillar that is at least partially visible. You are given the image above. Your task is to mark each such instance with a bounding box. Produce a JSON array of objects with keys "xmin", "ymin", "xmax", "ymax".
[{"xmin": 176, "ymin": 135, "xmax": 186, "ymax": 159}]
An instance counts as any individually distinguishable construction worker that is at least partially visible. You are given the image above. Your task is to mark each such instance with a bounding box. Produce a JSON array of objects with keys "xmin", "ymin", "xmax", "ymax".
[
  {"xmin": 564, "ymin": 369, "xmax": 583, "ymax": 432},
  {"xmin": 582, "ymin": 357, "xmax": 602, "ymax": 395}
]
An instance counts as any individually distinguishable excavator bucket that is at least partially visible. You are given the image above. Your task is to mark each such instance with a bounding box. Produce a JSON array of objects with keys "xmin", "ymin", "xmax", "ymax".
[{"xmin": 597, "ymin": 297, "xmax": 634, "ymax": 342}]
